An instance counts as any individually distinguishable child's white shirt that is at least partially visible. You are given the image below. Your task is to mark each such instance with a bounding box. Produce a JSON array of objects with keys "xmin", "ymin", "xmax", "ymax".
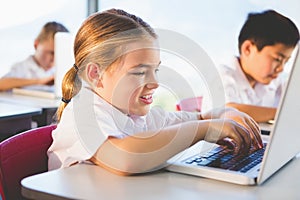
[
  {"xmin": 219, "ymin": 57, "xmax": 287, "ymax": 107},
  {"xmin": 3, "ymin": 55, "xmax": 55, "ymax": 91},
  {"xmin": 47, "ymin": 86, "xmax": 198, "ymax": 170}
]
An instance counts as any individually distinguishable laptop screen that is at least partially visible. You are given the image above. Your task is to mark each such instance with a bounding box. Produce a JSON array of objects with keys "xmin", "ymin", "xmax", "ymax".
[{"xmin": 258, "ymin": 46, "xmax": 300, "ymax": 184}]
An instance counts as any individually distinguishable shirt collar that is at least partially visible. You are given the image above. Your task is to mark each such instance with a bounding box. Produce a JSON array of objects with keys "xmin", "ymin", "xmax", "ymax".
[
  {"xmin": 233, "ymin": 57, "xmax": 254, "ymax": 92},
  {"xmin": 233, "ymin": 57, "xmax": 277, "ymax": 94},
  {"xmin": 81, "ymin": 86, "xmax": 148, "ymax": 135}
]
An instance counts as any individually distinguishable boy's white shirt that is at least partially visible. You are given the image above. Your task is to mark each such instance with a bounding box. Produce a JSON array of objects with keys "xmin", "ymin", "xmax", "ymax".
[
  {"xmin": 47, "ymin": 85, "xmax": 198, "ymax": 171},
  {"xmin": 218, "ymin": 57, "xmax": 287, "ymax": 107}
]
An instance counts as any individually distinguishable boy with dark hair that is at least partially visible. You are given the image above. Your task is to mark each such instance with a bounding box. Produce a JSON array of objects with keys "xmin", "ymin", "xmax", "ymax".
[{"xmin": 221, "ymin": 9, "xmax": 299, "ymax": 122}]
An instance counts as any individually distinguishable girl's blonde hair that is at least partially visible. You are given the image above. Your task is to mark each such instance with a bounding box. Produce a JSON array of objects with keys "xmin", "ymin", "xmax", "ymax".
[{"xmin": 55, "ymin": 8, "xmax": 157, "ymax": 121}]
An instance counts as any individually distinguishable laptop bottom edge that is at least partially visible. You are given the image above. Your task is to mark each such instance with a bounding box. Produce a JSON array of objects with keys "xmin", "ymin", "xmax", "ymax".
[{"xmin": 166, "ymin": 163, "xmax": 258, "ymax": 185}]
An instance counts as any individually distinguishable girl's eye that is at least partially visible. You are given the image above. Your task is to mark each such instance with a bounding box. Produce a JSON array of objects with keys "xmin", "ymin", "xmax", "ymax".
[{"xmin": 155, "ymin": 68, "xmax": 159, "ymax": 73}]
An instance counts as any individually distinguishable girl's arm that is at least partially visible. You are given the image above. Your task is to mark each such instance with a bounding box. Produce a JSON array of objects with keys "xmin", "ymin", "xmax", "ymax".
[{"xmin": 91, "ymin": 109, "xmax": 262, "ymax": 175}]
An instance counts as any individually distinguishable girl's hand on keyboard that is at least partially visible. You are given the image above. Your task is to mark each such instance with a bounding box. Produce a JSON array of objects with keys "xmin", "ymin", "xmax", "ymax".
[
  {"xmin": 220, "ymin": 108, "xmax": 263, "ymax": 151},
  {"xmin": 201, "ymin": 107, "xmax": 263, "ymax": 151},
  {"xmin": 204, "ymin": 118, "xmax": 253, "ymax": 154}
]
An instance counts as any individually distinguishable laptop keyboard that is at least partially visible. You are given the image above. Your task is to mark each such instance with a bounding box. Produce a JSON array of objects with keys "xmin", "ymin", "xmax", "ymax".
[{"xmin": 184, "ymin": 143, "xmax": 267, "ymax": 173}]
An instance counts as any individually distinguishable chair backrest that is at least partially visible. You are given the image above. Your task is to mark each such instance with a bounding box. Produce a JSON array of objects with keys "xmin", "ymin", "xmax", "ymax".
[
  {"xmin": 176, "ymin": 96, "xmax": 203, "ymax": 112},
  {"xmin": 0, "ymin": 178, "xmax": 5, "ymax": 200},
  {"xmin": 0, "ymin": 124, "xmax": 56, "ymax": 200}
]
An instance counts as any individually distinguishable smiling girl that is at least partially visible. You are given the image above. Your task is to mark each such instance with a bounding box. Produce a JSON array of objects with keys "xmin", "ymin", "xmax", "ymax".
[{"xmin": 48, "ymin": 9, "xmax": 262, "ymax": 174}]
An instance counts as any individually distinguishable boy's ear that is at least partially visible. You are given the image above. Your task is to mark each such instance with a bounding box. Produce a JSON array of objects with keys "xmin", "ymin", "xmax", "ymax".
[
  {"xmin": 240, "ymin": 40, "xmax": 255, "ymax": 56},
  {"xmin": 86, "ymin": 62, "xmax": 103, "ymax": 87}
]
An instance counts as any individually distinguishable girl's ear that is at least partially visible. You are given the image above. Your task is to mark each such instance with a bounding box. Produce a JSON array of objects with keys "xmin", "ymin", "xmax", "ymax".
[
  {"xmin": 86, "ymin": 62, "xmax": 103, "ymax": 88},
  {"xmin": 240, "ymin": 40, "xmax": 255, "ymax": 57}
]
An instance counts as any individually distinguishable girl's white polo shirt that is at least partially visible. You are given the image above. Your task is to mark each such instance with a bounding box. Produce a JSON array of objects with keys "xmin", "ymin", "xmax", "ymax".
[{"xmin": 48, "ymin": 86, "xmax": 198, "ymax": 170}]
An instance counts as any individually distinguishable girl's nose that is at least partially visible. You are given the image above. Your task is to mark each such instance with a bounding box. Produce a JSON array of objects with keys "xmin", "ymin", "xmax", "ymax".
[
  {"xmin": 146, "ymin": 82, "xmax": 159, "ymax": 89},
  {"xmin": 146, "ymin": 71, "xmax": 159, "ymax": 89}
]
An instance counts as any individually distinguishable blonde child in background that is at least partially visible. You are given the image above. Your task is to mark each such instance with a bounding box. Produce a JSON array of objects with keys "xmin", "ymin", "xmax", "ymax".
[{"xmin": 0, "ymin": 21, "xmax": 69, "ymax": 91}]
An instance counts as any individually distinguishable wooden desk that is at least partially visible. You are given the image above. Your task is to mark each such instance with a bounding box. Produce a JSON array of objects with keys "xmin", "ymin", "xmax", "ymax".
[
  {"xmin": 22, "ymin": 154, "xmax": 300, "ymax": 200},
  {"xmin": 0, "ymin": 101, "xmax": 41, "ymax": 141},
  {"xmin": 0, "ymin": 92, "xmax": 60, "ymax": 127}
]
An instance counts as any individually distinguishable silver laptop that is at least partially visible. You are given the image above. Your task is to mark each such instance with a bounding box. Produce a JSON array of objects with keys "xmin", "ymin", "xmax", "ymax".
[
  {"xmin": 12, "ymin": 32, "xmax": 74, "ymax": 99},
  {"xmin": 166, "ymin": 47, "xmax": 300, "ymax": 185}
]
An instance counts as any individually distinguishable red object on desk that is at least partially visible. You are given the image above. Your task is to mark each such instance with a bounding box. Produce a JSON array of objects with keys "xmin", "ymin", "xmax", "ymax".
[{"xmin": 176, "ymin": 96, "xmax": 203, "ymax": 112}]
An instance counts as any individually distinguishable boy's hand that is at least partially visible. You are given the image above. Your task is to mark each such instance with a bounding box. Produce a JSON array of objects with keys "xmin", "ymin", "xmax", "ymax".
[{"xmin": 38, "ymin": 75, "xmax": 55, "ymax": 85}]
